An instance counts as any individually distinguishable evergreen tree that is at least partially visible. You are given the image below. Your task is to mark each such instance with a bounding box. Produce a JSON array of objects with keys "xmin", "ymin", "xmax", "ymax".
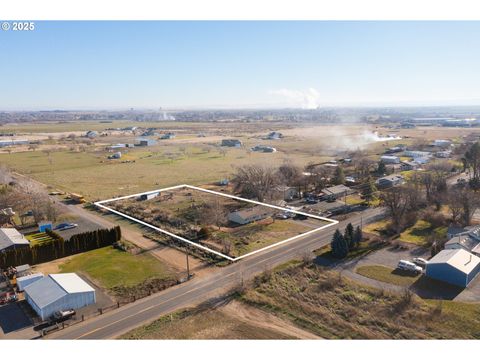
[
  {"xmin": 353, "ymin": 226, "xmax": 363, "ymax": 247},
  {"xmin": 333, "ymin": 166, "xmax": 345, "ymax": 185},
  {"xmin": 344, "ymin": 223, "xmax": 355, "ymax": 249},
  {"xmin": 331, "ymin": 229, "xmax": 348, "ymax": 258},
  {"xmin": 377, "ymin": 161, "xmax": 387, "ymax": 175},
  {"xmin": 362, "ymin": 176, "xmax": 377, "ymax": 205}
]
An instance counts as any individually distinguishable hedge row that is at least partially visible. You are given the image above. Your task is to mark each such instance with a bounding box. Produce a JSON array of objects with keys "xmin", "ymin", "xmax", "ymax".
[{"xmin": 0, "ymin": 226, "xmax": 121, "ymax": 268}]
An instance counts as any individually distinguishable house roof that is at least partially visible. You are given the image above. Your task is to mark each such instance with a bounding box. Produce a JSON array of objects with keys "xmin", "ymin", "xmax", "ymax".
[
  {"xmin": 323, "ymin": 185, "xmax": 351, "ymax": 196},
  {"xmin": 377, "ymin": 175, "xmax": 404, "ymax": 183},
  {"xmin": 445, "ymin": 234, "xmax": 480, "ymax": 251},
  {"xmin": 447, "ymin": 225, "xmax": 467, "ymax": 237},
  {"xmin": 0, "ymin": 228, "xmax": 29, "ymax": 250},
  {"xmin": 231, "ymin": 206, "xmax": 272, "ymax": 219},
  {"xmin": 428, "ymin": 249, "xmax": 480, "ymax": 275}
]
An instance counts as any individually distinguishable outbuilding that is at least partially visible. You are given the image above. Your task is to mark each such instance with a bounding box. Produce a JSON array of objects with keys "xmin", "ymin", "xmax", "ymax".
[
  {"xmin": 426, "ymin": 249, "xmax": 480, "ymax": 287},
  {"xmin": 17, "ymin": 273, "xmax": 44, "ymax": 291},
  {"xmin": 380, "ymin": 155, "xmax": 400, "ymax": 164},
  {"xmin": 0, "ymin": 228, "xmax": 30, "ymax": 252},
  {"xmin": 24, "ymin": 273, "xmax": 96, "ymax": 320}
]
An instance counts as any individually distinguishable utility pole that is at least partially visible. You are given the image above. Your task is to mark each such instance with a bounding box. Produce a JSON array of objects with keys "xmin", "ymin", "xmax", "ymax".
[{"xmin": 186, "ymin": 249, "xmax": 190, "ymax": 280}]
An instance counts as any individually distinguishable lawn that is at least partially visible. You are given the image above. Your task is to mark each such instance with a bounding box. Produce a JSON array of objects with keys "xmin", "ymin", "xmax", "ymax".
[
  {"xmin": 59, "ymin": 246, "xmax": 175, "ymax": 290},
  {"xmin": 362, "ymin": 219, "xmax": 389, "ymax": 236},
  {"xmin": 399, "ymin": 220, "xmax": 447, "ymax": 246},
  {"xmin": 355, "ymin": 265, "xmax": 420, "ymax": 286}
]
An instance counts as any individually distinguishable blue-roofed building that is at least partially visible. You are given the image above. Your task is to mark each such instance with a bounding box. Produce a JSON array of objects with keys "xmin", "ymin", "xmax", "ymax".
[
  {"xmin": 24, "ymin": 273, "xmax": 95, "ymax": 320},
  {"xmin": 426, "ymin": 249, "xmax": 480, "ymax": 288}
]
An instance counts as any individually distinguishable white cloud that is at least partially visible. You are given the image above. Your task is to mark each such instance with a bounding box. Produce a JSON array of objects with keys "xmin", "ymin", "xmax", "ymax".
[{"xmin": 268, "ymin": 87, "xmax": 321, "ymax": 109}]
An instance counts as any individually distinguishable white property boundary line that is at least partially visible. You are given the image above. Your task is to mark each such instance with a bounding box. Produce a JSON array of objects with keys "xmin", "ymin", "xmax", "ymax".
[{"xmin": 94, "ymin": 184, "xmax": 338, "ymax": 262}]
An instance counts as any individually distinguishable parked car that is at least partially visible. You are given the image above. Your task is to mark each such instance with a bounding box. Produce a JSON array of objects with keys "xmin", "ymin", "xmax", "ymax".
[
  {"xmin": 295, "ymin": 213, "xmax": 308, "ymax": 220},
  {"xmin": 55, "ymin": 223, "xmax": 78, "ymax": 231},
  {"xmin": 305, "ymin": 197, "xmax": 318, "ymax": 204},
  {"xmin": 412, "ymin": 257, "xmax": 429, "ymax": 267},
  {"xmin": 397, "ymin": 260, "xmax": 423, "ymax": 274},
  {"xmin": 275, "ymin": 213, "xmax": 289, "ymax": 220},
  {"xmin": 50, "ymin": 309, "xmax": 76, "ymax": 323}
]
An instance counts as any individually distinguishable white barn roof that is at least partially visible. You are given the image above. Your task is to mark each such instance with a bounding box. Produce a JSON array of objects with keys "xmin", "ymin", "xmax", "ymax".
[
  {"xmin": 49, "ymin": 273, "xmax": 95, "ymax": 293},
  {"xmin": 0, "ymin": 228, "xmax": 29, "ymax": 250},
  {"xmin": 24, "ymin": 273, "xmax": 95, "ymax": 309},
  {"xmin": 429, "ymin": 249, "xmax": 480, "ymax": 274}
]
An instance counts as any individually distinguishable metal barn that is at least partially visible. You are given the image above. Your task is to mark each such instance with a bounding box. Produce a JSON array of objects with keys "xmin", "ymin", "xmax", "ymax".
[{"xmin": 24, "ymin": 273, "xmax": 96, "ymax": 320}]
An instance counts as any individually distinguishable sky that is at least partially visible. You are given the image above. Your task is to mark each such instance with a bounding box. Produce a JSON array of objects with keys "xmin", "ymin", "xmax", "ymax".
[{"xmin": 1, "ymin": 21, "xmax": 480, "ymax": 110}]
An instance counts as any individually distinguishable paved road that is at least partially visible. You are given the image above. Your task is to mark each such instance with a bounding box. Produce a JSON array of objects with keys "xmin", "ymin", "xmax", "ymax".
[{"xmin": 47, "ymin": 207, "xmax": 385, "ymax": 339}]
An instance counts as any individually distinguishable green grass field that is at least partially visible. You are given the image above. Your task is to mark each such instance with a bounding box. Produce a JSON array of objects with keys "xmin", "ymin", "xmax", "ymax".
[
  {"xmin": 399, "ymin": 220, "xmax": 447, "ymax": 246},
  {"xmin": 356, "ymin": 265, "xmax": 420, "ymax": 286},
  {"xmin": 59, "ymin": 246, "xmax": 174, "ymax": 289}
]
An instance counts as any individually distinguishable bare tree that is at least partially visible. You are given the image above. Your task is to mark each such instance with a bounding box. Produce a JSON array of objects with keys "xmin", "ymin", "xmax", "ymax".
[
  {"xmin": 277, "ymin": 160, "xmax": 302, "ymax": 186},
  {"xmin": 379, "ymin": 186, "xmax": 419, "ymax": 234},
  {"xmin": 200, "ymin": 199, "xmax": 227, "ymax": 230},
  {"xmin": 231, "ymin": 165, "xmax": 278, "ymax": 202},
  {"xmin": 458, "ymin": 188, "xmax": 480, "ymax": 226},
  {"xmin": 446, "ymin": 188, "xmax": 464, "ymax": 224}
]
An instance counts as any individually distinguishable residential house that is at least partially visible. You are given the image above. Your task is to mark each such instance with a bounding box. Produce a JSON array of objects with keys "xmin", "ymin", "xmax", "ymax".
[
  {"xmin": 228, "ymin": 206, "xmax": 273, "ymax": 225},
  {"xmin": 380, "ymin": 155, "xmax": 400, "ymax": 164},
  {"xmin": 160, "ymin": 132, "xmax": 176, "ymax": 140},
  {"xmin": 266, "ymin": 131, "xmax": 283, "ymax": 140},
  {"xmin": 251, "ymin": 145, "xmax": 276, "ymax": 153},
  {"xmin": 375, "ymin": 174, "xmax": 405, "ymax": 188},
  {"xmin": 433, "ymin": 139, "xmax": 452, "ymax": 148},
  {"xmin": 400, "ymin": 161, "xmax": 419, "ymax": 171},
  {"xmin": 221, "ymin": 139, "xmax": 242, "ymax": 147},
  {"xmin": 321, "ymin": 185, "xmax": 354, "ymax": 200}
]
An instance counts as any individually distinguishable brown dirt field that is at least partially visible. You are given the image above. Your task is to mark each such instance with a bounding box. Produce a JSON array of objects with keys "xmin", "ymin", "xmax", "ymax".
[
  {"xmin": 220, "ymin": 300, "xmax": 321, "ymax": 339},
  {"xmin": 120, "ymin": 299, "xmax": 320, "ymax": 339}
]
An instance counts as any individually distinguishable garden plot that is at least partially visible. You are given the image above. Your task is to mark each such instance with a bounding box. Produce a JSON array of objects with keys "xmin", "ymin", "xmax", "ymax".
[{"xmin": 95, "ymin": 185, "xmax": 337, "ymax": 261}]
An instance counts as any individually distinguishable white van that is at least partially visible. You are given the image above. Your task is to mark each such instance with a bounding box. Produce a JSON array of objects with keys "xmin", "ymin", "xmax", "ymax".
[{"xmin": 397, "ymin": 260, "xmax": 423, "ymax": 274}]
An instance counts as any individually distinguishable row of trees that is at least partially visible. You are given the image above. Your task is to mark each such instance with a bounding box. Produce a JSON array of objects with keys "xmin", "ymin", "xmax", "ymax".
[
  {"xmin": 0, "ymin": 226, "xmax": 121, "ymax": 268},
  {"xmin": 331, "ymin": 223, "xmax": 363, "ymax": 258},
  {"xmin": 231, "ymin": 161, "xmax": 349, "ymax": 202},
  {"xmin": 0, "ymin": 166, "xmax": 59, "ymax": 226}
]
